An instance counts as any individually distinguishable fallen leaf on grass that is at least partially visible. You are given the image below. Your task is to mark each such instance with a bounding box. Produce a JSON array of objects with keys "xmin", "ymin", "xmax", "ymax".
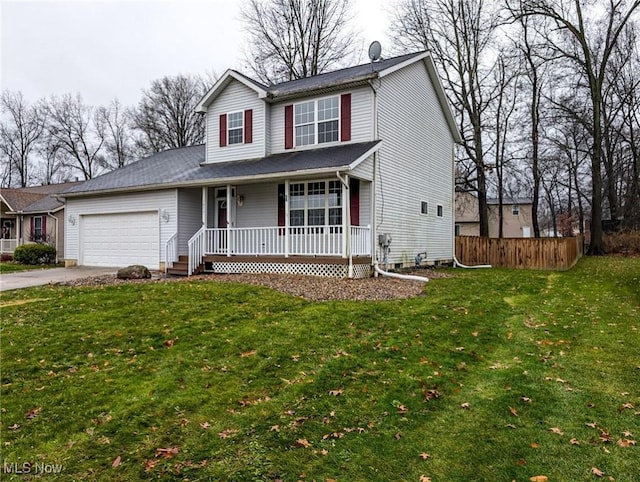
[
  {"xmin": 619, "ymin": 402, "xmax": 635, "ymax": 411},
  {"xmin": 395, "ymin": 432, "xmax": 402, "ymax": 440},
  {"xmin": 506, "ymin": 424, "xmax": 517, "ymax": 429},
  {"xmin": 530, "ymin": 442, "xmax": 539, "ymax": 448},
  {"xmin": 521, "ymin": 396, "xmax": 532, "ymax": 403},
  {"xmin": 591, "ymin": 467, "xmax": 604, "ymax": 477},
  {"xmin": 240, "ymin": 350, "xmax": 257, "ymax": 358},
  {"xmin": 164, "ymin": 339, "xmax": 175, "ymax": 348},
  {"xmin": 294, "ymin": 438, "xmax": 311, "ymax": 448},
  {"xmin": 550, "ymin": 427, "xmax": 564, "ymax": 435},
  {"xmin": 200, "ymin": 422, "xmax": 210, "ymax": 429},
  {"xmin": 419, "ymin": 476, "xmax": 432, "ymax": 482},
  {"xmin": 8, "ymin": 424, "xmax": 20, "ymax": 430},
  {"xmin": 26, "ymin": 407, "xmax": 41, "ymax": 419},
  {"xmin": 461, "ymin": 402, "xmax": 471, "ymax": 410},
  {"xmin": 270, "ymin": 425, "xmax": 280, "ymax": 432},
  {"xmin": 144, "ymin": 459, "xmax": 159, "ymax": 472},
  {"xmin": 155, "ymin": 447, "xmax": 179, "ymax": 459},
  {"xmin": 529, "ymin": 476, "xmax": 548, "ymax": 482},
  {"xmin": 509, "ymin": 406, "xmax": 518, "ymax": 417},
  {"xmin": 617, "ymin": 438, "xmax": 636, "ymax": 447},
  {"xmin": 218, "ymin": 429, "xmax": 238, "ymax": 439},
  {"xmin": 570, "ymin": 438, "xmax": 580, "ymax": 445},
  {"xmin": 419, "ymin": 452, "xmax": 431, "ymax": 460},
  {"xmin": 328, "ymin": 388, "xmax": 344, "ymax": 396},
  {"xmin": 112, "ymin": 456, "xmax": 122, "ymax": 468},
  {"xmin": 586, "ymin": 422, "xmax": 598, "ymax": 428}
]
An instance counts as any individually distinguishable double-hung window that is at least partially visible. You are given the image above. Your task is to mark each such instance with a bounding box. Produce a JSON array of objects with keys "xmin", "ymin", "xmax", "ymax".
[
  {"xmin": 294, "ymin": 96, "xmax": 339, "ymax": 147},
  {"xmin": 289, "ymin": 180, "xmax": 342, "ymax": 227},
  {"xmin": 512, "ymin": 204, "xmax": 520, "ymax": 216},
  {"xmin": 32, "ymin": 216, "xmax": 43, "ymax": 241},
  {"xmin": 227, "ymin": 111, "xmax": 244, "ymax": 145}
]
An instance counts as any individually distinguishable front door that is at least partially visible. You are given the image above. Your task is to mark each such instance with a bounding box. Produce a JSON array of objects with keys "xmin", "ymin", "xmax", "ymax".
[{"xmin": 217, "ymin": 200, "xmax": 227, "ymax": 228}]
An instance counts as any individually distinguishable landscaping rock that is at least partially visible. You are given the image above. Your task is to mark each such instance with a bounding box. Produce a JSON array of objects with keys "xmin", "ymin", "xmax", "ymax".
[{"xmin": 117, "ymin": 265, "xmax": 151, "ymax": 280}]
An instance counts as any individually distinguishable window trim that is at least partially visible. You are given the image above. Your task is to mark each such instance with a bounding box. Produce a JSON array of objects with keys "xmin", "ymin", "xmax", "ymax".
[
  {"xmin": 227, "ymin": 110, "xmax": 244, "ymax": 145},
  {"xmin": 437, "ymin": 205, "xmax": 443, "ymax": 217},
  {"xmin": 421, "ymin": 201, "xmax": 429, "ymax": 215},
  {"xmin": 32, "ymin": 215, "xmax": 44, "ymax": 241},
  {"xmin": 512, "ymin": 204, "xmax": 520, "ymax": 216},
  {"xmin": 293, "ymin": 96, "xmax": 340, "ymax": 147}
]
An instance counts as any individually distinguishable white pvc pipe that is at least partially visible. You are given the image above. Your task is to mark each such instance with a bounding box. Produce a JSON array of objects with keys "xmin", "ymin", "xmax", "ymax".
[
  {"xmin": 374, "ymin": 263, "xmax": 429, "ymax": 282},
  {"xmin": 453, "ymin": 255, "xmax": 491, "ymax": 269}
]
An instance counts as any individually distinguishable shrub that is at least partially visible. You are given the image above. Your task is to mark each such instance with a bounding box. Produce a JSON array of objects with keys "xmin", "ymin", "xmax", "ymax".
[
  {"xmin": 1, "ymin": 253, "xmax": 12, "ymax": 262},
  {"xmin": 603, "ymin": 231, "xmax": 640, "ymax": 255},
  {"xmin": 13, "ymin": 243, "xmax": 57, "ymax": 265}
]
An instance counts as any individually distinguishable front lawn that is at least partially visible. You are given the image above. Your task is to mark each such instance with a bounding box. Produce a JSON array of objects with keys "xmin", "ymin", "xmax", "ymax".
[{"xmin": 1, "ymin": 257, "xmax": 638, "ymax": 481}]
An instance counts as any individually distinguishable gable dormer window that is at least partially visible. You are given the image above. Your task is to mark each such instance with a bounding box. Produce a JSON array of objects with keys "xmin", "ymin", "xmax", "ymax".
[
  {"xmin": 285, "ymin": 94, "xmax": 351, "ymax": 149},
  {"xmin": 227, "ymin": 111, "xmax": 244, "ymax": 145},
  {"xmin": 219, "ymin": 109, "xmax": 253, "ymax": 147}
]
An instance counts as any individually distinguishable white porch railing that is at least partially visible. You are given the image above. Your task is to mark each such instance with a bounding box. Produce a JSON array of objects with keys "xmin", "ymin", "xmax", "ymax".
[
  {"xmin": 202, "ymin": 226, "xmax": 371, "ymax": 257},
  {"xmin": 0, "ymin": 239, "xmax": 18, "ymax": 254},
  {"xmin": 187, "ymin": 226, "xmax": 205, "ymax": 275},
  {"xmin": 165, "ymin": 232, "xmax": 178, "ymax": 273}
]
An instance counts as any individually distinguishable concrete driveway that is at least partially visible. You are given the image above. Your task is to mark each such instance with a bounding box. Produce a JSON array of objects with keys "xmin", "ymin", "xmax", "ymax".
[{"xmin": 0, "ymin": 267, "xmax": 117, "ymax": 292}]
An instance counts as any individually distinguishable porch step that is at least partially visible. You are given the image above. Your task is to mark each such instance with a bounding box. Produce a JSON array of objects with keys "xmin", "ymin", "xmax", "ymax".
[{"xmin": 167, "ymin": 262, "xmax": 204, "ymax": 277}]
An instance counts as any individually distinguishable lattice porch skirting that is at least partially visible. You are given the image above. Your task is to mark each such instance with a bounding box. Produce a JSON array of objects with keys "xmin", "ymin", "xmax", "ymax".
[{"xmin": 205, "ymin": 256, "xmax": 372, "ymax": 279}]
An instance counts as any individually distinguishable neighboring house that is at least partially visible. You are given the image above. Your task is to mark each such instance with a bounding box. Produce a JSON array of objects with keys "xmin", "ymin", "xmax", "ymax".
[
  {"xmin": 60, "ymin": 51, "xmax": 461, "ymax": 277},
  {"xmin": 455, "ymin": 191, "xmax": 533, "ymax": 238},
  {"xmin": 0, "ymin": 182, "xmax": 81, "ymax": 258}
]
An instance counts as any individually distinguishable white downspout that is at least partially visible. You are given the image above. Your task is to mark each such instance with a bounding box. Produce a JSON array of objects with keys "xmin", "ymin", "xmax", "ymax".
[
  {"xmin": 374, "ymin": 264, "xmax": 429, "ymax": 282},
  {"xmin": 336, "ymin": 171, "xmax": 352, "ymax": 277},
  {"xmin": 368, "ymin": 79, "xmax": 379, "ymax": 275}
]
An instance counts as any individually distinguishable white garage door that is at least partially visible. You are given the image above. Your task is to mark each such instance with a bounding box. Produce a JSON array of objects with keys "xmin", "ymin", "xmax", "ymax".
[{"xmin": 80, "ymin": 212, "xmax": 159, "ymax": 268}]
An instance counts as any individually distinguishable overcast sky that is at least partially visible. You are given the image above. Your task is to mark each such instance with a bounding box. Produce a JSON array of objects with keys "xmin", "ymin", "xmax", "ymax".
[{"xmin": 1, "ymin": 0, "xmax": 394, "ymax": 107}]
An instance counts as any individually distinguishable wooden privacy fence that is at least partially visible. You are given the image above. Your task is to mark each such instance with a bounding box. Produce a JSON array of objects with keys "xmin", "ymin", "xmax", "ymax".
[{"xmin": 455, "ymin": 236, "xmax": 584, "ymax": 270}]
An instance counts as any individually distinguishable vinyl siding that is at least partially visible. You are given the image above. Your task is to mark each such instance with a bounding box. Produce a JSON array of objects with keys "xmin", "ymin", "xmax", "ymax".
[
  {"xmin": 351, "ymin": 154, "xmax": 374, "ymax": 181},
  {"xmin": 65, "ymin": 190, "xmax": 178, "ymax": 264},
  {"xmin": 206, "ymin": 80, "xmax": 266, "ymax": 163},
  {"xmin": 376, "ymin": 60, "xmax": 454, "ymax": 265},
  {"xmin": 269, "ymin": 86, "xmax": 373, "ymax": 154},
  {"xmin": 177, "ymin": 188, "xmax": 203, "ymax": 255},
  {"xmin": 236, "ymin": 183, "xmax": 279, "ymax": 227}
]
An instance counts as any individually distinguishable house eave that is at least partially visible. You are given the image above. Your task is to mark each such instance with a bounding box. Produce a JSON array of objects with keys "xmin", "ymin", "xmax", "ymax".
[
  {"xmin": 265, "ymin": 76, "xmax": 378, "ymax": 103},
  {"xmin": 196, "ymin": 69, "xmax": 269, "ymax": 113},
  {"xmin": 60, "ymin": 165, "xmax": 363, "ymax": 199}
]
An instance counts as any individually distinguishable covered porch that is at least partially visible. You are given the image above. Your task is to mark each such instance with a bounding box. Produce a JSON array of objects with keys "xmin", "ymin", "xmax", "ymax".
[{"xmin": 167, "ymin": 174, "xmax": 374, "ymax": 278}]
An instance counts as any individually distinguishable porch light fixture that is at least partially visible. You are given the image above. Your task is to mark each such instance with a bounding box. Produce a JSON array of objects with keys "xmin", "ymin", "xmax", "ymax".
[
  {"xmin": 68, "ymin": 214, "xmax": 76, "ymax": 226},
  {"xmin": 236, "ymin": 195, "xmax": 244, "ymax": 207},
  {"xmin": 161, "ymin": 210, "xmax": 170, "ymax": 223}
]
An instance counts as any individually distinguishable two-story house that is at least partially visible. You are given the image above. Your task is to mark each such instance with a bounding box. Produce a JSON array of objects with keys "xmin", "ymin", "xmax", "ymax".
[
  {"xmin": 61, "ymin": 51, "xmax": 461, "ymax": 277},
  {"xmin": 455, "ymin": 191, "xmax": 534, "ymax": 238}
]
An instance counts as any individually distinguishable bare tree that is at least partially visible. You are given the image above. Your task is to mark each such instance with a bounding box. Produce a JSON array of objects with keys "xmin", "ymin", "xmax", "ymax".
[
  {"xmin": 0, "ymin": 91, "xmax": 46, "ymax": 187},
  {"xmin": 391, "ymin": 0, "xmax": 506, "ymax": 237},
  {"xmin": 96, "ymin": 99, "xmax": 137, "ymax": 170},
  {"xmin": 514, "ymin": 0, "xmax": 640, "ymax": 254},
  {"xmin": 131, "ymin": 74, "xmax": 207, "ymax": 154},
  {"xmin": 46, "ymin": 93, "xmax": 105, "ymax": 180},
  {"xmin": 241, "ymin": 0, "xmax": 357, "ymax": 84}
]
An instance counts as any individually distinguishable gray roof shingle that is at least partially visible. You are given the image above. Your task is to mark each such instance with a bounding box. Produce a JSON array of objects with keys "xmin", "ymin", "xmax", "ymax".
[
  {"xmin": 264, "ymin": 52, "xmax": 426, "ymax": 99},
  {"xmin": 63, "ymin": 142, "xmax": 380, "ymax": 196}
]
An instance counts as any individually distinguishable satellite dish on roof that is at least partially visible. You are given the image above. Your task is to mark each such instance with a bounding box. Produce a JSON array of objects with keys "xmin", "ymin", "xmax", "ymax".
[{"xmin": 368, "ymin": 41, "xmax": 382, "ymax": 62}]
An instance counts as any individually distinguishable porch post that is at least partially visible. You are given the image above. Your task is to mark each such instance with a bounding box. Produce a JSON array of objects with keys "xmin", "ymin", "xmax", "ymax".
[
  {"xmin": 284, "ymin": 179, "xmax": 290, "ymax": 257},
  {"xmin": 342, "ymin": 174, "xmax": 353, "ymax": 277},
  {"xmin": 201, "ymin": 186, "xmax": 208, "ymax": 227},
  {"xmin": 226, "ymin": 184, "xmax": 232, "ymax": 257}
]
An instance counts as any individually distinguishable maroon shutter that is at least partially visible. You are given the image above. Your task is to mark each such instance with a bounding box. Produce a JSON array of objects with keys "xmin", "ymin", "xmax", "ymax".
[
  {"xmin": 244, "ymin": 109, "xmax": 253, "ymax": 144},
  {"xmin": 340, "ymin": 93, "xmax": 351, "ymax": 142},
  {"xmin": 277, "ymin": 184, "xmax": 285, "ymax": 235},
  {"xmin": 349, "ymin": 178, "xmax": 360, "ymax": 226},
  {"xmin": 41, "ymin": 216, "xmax": 47, "ymax": 241},
  {"xmin": 284, "ymin": 105, "xmax": 294, "ymax": 149},
  {"xmin": 219, "ymin": 113, "xmax": 227, "ymax": 147}
]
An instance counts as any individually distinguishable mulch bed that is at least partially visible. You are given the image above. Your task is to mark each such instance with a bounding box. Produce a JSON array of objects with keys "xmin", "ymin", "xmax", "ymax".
[{"xmin": 60, "ymin": 269, "xmax": 453, "ymax": 301}]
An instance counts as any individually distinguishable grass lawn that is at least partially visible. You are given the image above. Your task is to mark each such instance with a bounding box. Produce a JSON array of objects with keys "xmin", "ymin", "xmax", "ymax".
[
  {"xmin": 1, "ymin": 257, "xmax": 638, "ymax": 481},
  {"xmin": 0, "ymin": 262, "xmax": 63, "ymax": 274}
]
